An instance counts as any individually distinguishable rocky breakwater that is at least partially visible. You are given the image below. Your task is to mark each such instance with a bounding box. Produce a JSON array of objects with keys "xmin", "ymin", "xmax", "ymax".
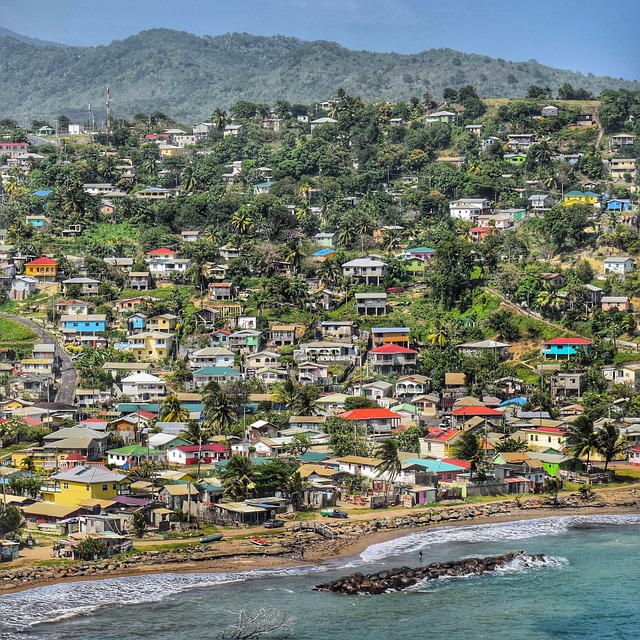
[{"xmin": 315, "ymin": 551, "xmax": 548, "ymax": 595}]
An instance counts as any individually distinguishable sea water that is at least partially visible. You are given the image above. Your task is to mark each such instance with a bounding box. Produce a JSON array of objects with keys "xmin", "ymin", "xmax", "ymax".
[{"xmin": 1, "ymin": 514, "xmax": 639, "ymax": 640}]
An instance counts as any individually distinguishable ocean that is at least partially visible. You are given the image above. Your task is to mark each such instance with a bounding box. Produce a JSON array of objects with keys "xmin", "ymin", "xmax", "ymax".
[{"xmin": 1, "ymin": 514, "xmax": 639, "ymax": 640}]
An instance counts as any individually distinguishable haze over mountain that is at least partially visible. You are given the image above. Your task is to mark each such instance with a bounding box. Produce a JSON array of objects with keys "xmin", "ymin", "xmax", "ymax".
[
  {"xmin": 0, "ymin": 26, "xmax": 67, "ymax": 48},
  {"xmin": 1, "ymin": 28, "xmax": 638, "ymax": 124}
]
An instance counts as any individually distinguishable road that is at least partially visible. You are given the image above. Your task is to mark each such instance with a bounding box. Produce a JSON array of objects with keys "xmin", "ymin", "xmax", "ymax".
[{"xmin": 1, "ymin": 313, "xmax": 76, "ymax": 404}]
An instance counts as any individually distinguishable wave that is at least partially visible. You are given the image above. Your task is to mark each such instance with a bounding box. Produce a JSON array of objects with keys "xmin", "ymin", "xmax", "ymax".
[
  {"xmin": 0, "ymin": 565, "xmax": 318, "ymax": 633},
  {"xmin": 353, "ymin": 513, "xmax": 640, "ymax": 564}
]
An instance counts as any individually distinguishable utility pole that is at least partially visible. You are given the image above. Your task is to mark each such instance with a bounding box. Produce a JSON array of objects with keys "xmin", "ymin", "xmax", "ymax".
[{"xmin": 106, "ymin": 87, "xmax": 111, "ymax": 136}]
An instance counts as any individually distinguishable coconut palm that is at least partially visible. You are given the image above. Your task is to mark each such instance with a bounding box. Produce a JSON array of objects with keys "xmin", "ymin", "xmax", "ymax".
[
  {"xmin": 536, "ymin": 284, "xmax": 561, "ymax": 316},
  {"xmin": 180, "ymin": 164, "xmax": 197, "ymax": 193},
  {"xmin": 187, "ymin": 259, "xmax": 209, "ymax": 308},
  {"xmin": 317, "ymin": 257, "xmax": 341, "ymax": 289},
  {"xmin": 212, "ymin": 108, "xmax": 227, "ymax": 130},
  {"xmin": 596, "ymin": 422, "xmax": 627, "ymax": 472},
  {"xmin": 231, "ymin": 206, "xmax": 254, "ymax": 235},
  {"xmin": 204, "ymin": 390, "xmax": 237, "ymax": 438},
  {"xmin": 565, "ymin": 415, "xmax": 599, "ymax": 471},
  {"xmin": 272, "ymin": 378, "xmax": 300, "ymax": 412},
  {"xmin": 451, "ymin": 431, "xmax": 482, "ymax": 479},
  {"xmin": 222, "ymin": 454, "xmax": 257, "ymax": 500},
  {"xmin": 375, "ymin": 439, "xmax": 402, "ymax": 500},
  {"xmin": 337, "ymin": 225, "xmax": 354, "ymax": 248},
  {"xmin": 381, "ymin": 228, "xmax": 403, "ymax": 255},
  {"xmin": 283, "ymin": 471, "xmax": 311, "ymax": 511},
  {"xmin": 427, "ymin": 321, "xmax": 448, "ymax": 348},
  {"xmin": 159, "ymin": 394, "xmax": 190, "ymax": 423},
  {"xmin": 6, "ymin": 221, "xmax": 32, "ymax": 246},
  {"xmin": 202, "ymin": 226, "xmax": 222, "ymax": 246},
  {"xmin": 620, "ymin": 313, "xmax": 637, "ymax": 336}
]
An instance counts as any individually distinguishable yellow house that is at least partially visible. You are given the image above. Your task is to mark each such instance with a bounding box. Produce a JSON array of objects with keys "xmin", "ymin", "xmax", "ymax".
[
  {"xmin": 24, "ymin": 257, "xmax": 58, "ymax": 281},
  {"xmin": 562, "ymin": 190, "xmax": 599, "ymax": 207},
  {"xmin": 135, "ymin": 187, "xmax": 171, "ymax": 200},
  {"xmin": 128, "ymin": 331, "xmax": 175, "ymax": 361},
  {"xmin": 41, "ymin": 466, "xmax": 130, "ymax": 507},
  {"xmin": 521, "ymin": 426, "xmax": 567, "ymax": 452},
  {"xmin": 610, "ymin": 158, "xmax": 636, "ymax": 180}
]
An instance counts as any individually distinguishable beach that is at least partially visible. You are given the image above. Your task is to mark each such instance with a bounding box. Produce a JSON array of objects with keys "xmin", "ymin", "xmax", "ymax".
[{"xmin": 2, "ymin": 488, "xmax": 639, "ymax": 596}]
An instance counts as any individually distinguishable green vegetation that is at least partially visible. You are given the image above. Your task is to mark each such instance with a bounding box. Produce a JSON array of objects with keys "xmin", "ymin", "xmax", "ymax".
[{"xmin": 0, "ymin": 317, "xmax": 37, "ymax": 358}]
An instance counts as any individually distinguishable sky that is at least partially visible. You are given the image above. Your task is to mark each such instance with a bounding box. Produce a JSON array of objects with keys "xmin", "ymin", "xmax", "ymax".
[{"xmin": 1, "ymin": 0, "xmax": 639, "ymax": 79}]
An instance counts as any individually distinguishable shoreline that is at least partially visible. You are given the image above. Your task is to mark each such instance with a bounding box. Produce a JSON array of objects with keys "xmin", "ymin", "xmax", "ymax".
[{"xmin": 2, "ymin": 502, "xmax": 639, "ymax": 597}]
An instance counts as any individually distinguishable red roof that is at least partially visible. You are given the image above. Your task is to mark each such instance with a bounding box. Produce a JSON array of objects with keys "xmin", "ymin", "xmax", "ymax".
[
  {"xmin": 83, "ymin": 417, "xmax": 108, "ymax": 423},
  {"xmin": 424, "ymin": 428, "xmax": 461, "ymax": 442},
  {"xmin": 176, "ymin": 444, "xmax": 228, "ymax": 453},
  {"xmin": 57, "ymin": 299, "xmax": 87, "ymax": 305},
  {"xmin": 26, "ymin": 257, "xmax": 57, "ymax": 266},
  {"xmin": 65, "ymin": 451, "xmax": 87, "ymax": 461},
  {"xmin": 443, "ymin": 458, "xmax": 472, "ymax": 469},
  {"xmin": 369, "ymin": 344, "xmax": 417, "ymax": 354},
  {"xmin": 452, "ymin": 406, "xmax": 503, "ymax": 416},
  {"xmin": 146, "ymin": 247, "xmax": 178, "ymax": 256},
  {"xmin": 211, "ymin": 329, "xmax": 232, "ymax": 336},
  {"xmin": 469, "ymin": 227, "xmax": 488, "ymax": 233},
  {"xmin": 137, "ymin": 409, "xmax": 157, "ymax": 419},
  {"xmin": 523, "ymin": 426, "xmax": 566, "ymax": 434},
  {"xmin": 544, "ymin": 337, "xmax": 592, "ymax": 345},
  {"xmin": 339, "ymin": 408, "xmax": 402, "ymax": 420},
  {"xmin": 23, "ymin": 416, "xmax": 42, "ymax": 426},
  {"xmin": 0, "ymin": 142, "xmax": 28, "ymax": 146}
]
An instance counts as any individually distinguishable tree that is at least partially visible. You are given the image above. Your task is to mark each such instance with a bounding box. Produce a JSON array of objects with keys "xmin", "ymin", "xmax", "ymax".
[
  {"xmin": 544, "ymin": 477, "xmax": 562, "ymax": 504},
  {"xmin": 395, "ymin": 425, "xmax": 428, "ymax": 453},
  {"xmin": 221, "ymin": 454, "xmax": 257, "ymax": 500},
  {"xmin": 451, "ymin": 431, "xmax": 482, "ymax": 479},
  {"xmin": 205, "ymin": 390, "xmax": 238, "ymax": 439},
  {"xmin": 527, "ymin": 85, "xmax": 551, "ymax": 99},
  {"xmin": 282, "ymin": 471, "xmax": 310, "ymax": 511},
  {"xmin": 76, "ymin": 537, "xmax": 108, "ymax": 560},
  {"xmin": 565, "ymin": 415, "xmax": 599, "ymax": 470},
  {"xmin": 429, "ymin": 236, "xmax": 474, "ymax": 309},
  {"xmin": 596, "ymin": 422, "xmax": 626, "ymax": 471},
  {"xmin": 325, "ymin": 417, "xmax": 370, "ymax": 457},
  {"xmin": 130, "ymin": 511, "xmax": 148, "ymax": 538},
  {"xmin": 375, "ymin": 439, "xmax": 402, "ymax": 501},
  {"xmin": 284, "ymin": 433, "xmax": 312, "ymax": 456},
  {"xmin": 159, "ymin": 394, "xmax": 189, "ymax": 422},
  {"xmin": 494, "ymin": 437, "xmax": 529, "ymax": 453},
  {"xmin": 0, "ymin": 506, "xmax": 24, "ymax": 538}
]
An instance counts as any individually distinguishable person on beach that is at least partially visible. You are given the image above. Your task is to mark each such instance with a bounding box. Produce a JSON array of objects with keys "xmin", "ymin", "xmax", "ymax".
[
  {"xmin": 419, "ymin": 550, "xmax": 423, "ymax": 560},
  {"xmin": 300, "ymin": 548, "xmax": 305, "ymax": 560}
]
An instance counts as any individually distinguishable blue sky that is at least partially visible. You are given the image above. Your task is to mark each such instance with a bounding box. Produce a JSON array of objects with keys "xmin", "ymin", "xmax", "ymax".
[{"xmin": 1, "ymin": 0, "xmax": 639, "ymax": 79}]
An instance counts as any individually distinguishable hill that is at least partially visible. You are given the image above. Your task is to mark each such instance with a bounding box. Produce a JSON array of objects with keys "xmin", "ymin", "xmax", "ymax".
[
  {"xmin": 0, "ymin": 26, "xmax": 67, "ymax": 48},
  {"xmin": 0, "ymin": 28, "xmax": 639, "ymax": 123}
]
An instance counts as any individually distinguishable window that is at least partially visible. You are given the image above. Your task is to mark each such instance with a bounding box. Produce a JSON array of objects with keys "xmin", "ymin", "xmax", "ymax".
[
  {"xmin": 63, "ymin": 482, "xmax": 69, "ymax": 489},
  {"xmin": 113, "ymin": 483, "xmax": 117, "ymax": 490},
  {"xmin": 102, "ymin": 484, "xmax": 108, "ymax": 491},
  {"xmin": 548, "ymin": 437, "xmax": 552, "ymax": 443}
]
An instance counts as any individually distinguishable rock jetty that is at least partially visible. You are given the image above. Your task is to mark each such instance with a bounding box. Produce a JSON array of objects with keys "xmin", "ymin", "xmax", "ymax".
[{"xmin": 315, "ymin": 551, "xmax": 548, "ymax": 594}]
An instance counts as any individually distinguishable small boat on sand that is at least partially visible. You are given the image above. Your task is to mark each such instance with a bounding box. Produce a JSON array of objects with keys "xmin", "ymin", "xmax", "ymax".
[
  {"xmin": 199, "ymin": 534, "xmax": 224, "ymax": 543},
  {"xmin": 251, "ymin": 537, "xmax": 269, "ymax": 547}
]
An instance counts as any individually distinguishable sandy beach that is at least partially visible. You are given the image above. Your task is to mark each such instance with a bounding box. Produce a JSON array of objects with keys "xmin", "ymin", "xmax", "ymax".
[{"xmin": 2, "ymin": 491, "xmax": 639, "ymax": 596}]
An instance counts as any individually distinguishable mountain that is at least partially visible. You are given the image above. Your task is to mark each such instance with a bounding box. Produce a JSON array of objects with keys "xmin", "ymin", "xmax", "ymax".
[
  {"xmin": 0, "ymin": 26, "xmax": 67, "ymax": 48},
  {"xmin": 0, "ymin": 28, "xmax": 638, "ymax": 123}
]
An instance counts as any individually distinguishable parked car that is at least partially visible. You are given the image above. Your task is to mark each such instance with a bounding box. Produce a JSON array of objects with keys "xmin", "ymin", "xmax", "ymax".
[
  {"xmin": 263, "ymin": 519, "xmax": 285, "ymax": 529},
  {"xmin": 321, "ymin": 508, "xmax": 348, "ymax": 518}
]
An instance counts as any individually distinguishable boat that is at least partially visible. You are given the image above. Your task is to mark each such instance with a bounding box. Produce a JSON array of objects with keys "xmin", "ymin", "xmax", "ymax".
[
  {"xmin": 251, "ymin": 537, "xmax": 270, "ymax": 547},
  {"xmin": 199, "ymin": 534, "xmax": 224, "ymax": 543}
]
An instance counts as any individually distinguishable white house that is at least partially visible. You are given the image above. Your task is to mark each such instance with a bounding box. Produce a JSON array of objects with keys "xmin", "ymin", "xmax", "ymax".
[
  {"xmin": 189, "ymin": 346, "xmax": 235, "ymax": 369},
  {"xmin": 121, "ymin": 373, "xmax": 166, "ymax": 402},
  {"xmin": 603, "ymin": 256, "xmax": 635, "ymax": 276},
  {"xmin": 342, "ymin": 257, "xmax": 387, "ymax": 285},
  {"xmin": 449, "ymin": 198, "xmax": 491, "ymax": 222}
]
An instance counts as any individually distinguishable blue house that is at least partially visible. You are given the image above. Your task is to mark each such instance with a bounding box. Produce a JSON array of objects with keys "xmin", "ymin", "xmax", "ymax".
[
  {"xmin": 542, "ymin": 337, "xmax": 592, "ymax": 360},
  {"xmin": 607, "ymin": 198, "xmax": 631, "ymax": 212},
  {"xmin": 127, "ymin": 313, "xmax": 148, "ymax": 334},
  {"xmin": 60, "ymin": 314, "xmax": 107, "ymax": 337}
]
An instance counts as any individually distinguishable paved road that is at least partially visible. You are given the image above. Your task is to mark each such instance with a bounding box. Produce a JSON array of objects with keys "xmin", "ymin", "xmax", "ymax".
[{"xmin": 1, "ymin": 313, "xmax": 76, "ymax": 404}]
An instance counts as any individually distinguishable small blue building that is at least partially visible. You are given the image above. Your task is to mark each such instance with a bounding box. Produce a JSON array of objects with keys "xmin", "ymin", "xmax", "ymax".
[
  {"xmin": 607, "ymin": 198, "xmax": 631, "ymax": 212},
  {"xmin": 61, "ymin": 314, "xmax": 107, "ymax": 336}
]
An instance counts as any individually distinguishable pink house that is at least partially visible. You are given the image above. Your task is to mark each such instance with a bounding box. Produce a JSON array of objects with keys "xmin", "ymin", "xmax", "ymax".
[
  {"xmin": 629, "ymin": 446, "xmax": 640, "ymax": 465},
  {"xmin": 166, "ymin": 443, "xmax": 228, "ymax": 465}
]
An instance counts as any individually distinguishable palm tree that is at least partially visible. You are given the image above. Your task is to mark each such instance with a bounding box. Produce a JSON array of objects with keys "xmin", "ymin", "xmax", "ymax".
[
  {"xmin": 283, "ymin": 471, "xmax": 311, "ymax": 511},
  {"xmin": 202, "ymin": 226, "xmax": 222, "ymax": 247},
  {"xmin": 212, "ymin": 108, "xmax": 227, "ymax": 130},
  {"xmin": 222, "ymin": 454, "xmax": 256, "ymax": 500},
  {"xmin": 337, "ymin": 225, "xmax": 354, "ymax": 248},
  {"xmin": 187, "ymin": 259, "xmax": 209, "ymax": 308},
  {"xmin": 536, "ymin": 284, "xmax": 561, "ymax": 316},
  {"xmin": 620, "ymin": 313, "xmax": 636, "ymax": 336},
  {"xmin": 381, "ymin": 228, "xmax": 402, "ymax": 255},
  {"xmin": 565, "ymin": 415, "xmax": 599, "ymax": 471},
  {"xmin": 282, "ymin": 239, "xmax": 304, "ymax": 273},
  {"xmin": 596, "ymin": 422, "xmax": 627, "ymax": 472},
  {"xmin": 375, "ymin": 439, "xmax": 402, "ymax": 501},
  {"xmin": 180, "ymin": 419, "xmax": 210, "ymax": 479},
  {"xmin": 20, "ymin": 455, "xmax": 36, "ymax": 473},
  {"xmin": 231, "ymin": 206, "xmax": 254, "ymax": 235},
  {"xmin": 180, "ymin": 164, "xmax": 197, "ymax": 193},
  {"xmin": 451, "ymin": 431, "xmax": 482, "ymax": 479},
  {"xmin": 204, "ymin": 390, "xmax": 237, "ymax": 439},
  {"xmin": 317, "ymin": 257, "xmax": 341, "ymax": 289},
  {"xmin": 272, "ymin": 378, "xmax": 301, "ymax": 412},
  {"xmin": 427, "ymin": 321, "xmax": 448, "ymax": 348},
  {"xmin": 6, "ymin": 221, "xmax": 32, "ymax": 246},
  {"xmin": 159, "ymin": 394, "xmax": 190, "ymax": 423}
]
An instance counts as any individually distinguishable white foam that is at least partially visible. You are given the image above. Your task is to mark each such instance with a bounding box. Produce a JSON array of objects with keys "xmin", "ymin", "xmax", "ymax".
[{"xmin": 352, "ymin": 513, "xmax": 640, "ymax": 565}]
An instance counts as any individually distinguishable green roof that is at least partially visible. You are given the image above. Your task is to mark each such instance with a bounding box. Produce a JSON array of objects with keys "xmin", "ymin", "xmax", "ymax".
[
  {"xmin": 390, "ymin": 403, "xmax": 419, "ymax": 413},
  {"xmin": 298, "ymin": 452, "xmax": 332, "ymax": 463},
  {"xmin": 108, "ymin": 444, "xmax": 164, "ymax": 456},
  {"xmin": 403, "ymin": 458, "xmax": 466, "ymax": 473},
  {"xmin": 192, "ymin": 366, "xmax": 242, "ymax": 377}
]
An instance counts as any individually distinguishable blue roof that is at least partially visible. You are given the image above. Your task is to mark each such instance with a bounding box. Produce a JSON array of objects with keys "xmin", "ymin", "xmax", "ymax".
[
  {"xmin": 499, "ymin": 397, "xmax": 527, "ymax": 407},
  {"xmin": 298, "ymin": 452, "xmax": 332, "ymax": 463},
  {"xmin": 192, "ymin": 366, "xmax": 242, "ymax": 377},
  {"xmin": 313, "ymin": 248, "xmax": 335, "ymax": 256},
  {"xmin": 371, "ymin": 327, "xmax": 410, "ymax": 333},
  {"xmin": 407, "ymin": 247, "xmax": 436, "ymax": 253},
  {"xmin": 253, "ymin": 182, "xmax": 274, "ymax": 188},
  {"xmin": 403, "ymin": 458, "xmax": 466, "ymax": 473},
  {"xmin": 32, "ymin": 189, "xmax": 53, "ymax": 197}
]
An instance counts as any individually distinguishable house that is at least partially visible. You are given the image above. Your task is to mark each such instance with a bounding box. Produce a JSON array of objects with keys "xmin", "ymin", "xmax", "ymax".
[
  {"xmin": 451, "ymin": 405, "xmax": 504, "ymax": 427},
  {"xmin": 310, "ymin": 117, "xmax": 338, "ymax": 130},
  {"xmin": 158, "ymin": 483, "xmax": 201, "ymax": 511},
  {"xmin": 223, "ymin": 124, "xmax": 244, "ymax": 137},
  {"xmin": 193, "ymin": 122, "xmax": 212, "ymax": 140},
  {"xmin": 541, "ymin": 105, "xmax": 559, "ymax": 117},
  {"xmin": 360, "ymin": 380, "xmax": 393, "ymax": 401},
  {"xmin": 41, "ymin": 466, "xmax": 130, "ymax": 507},
  {"xmin": 247, "ymin": 420, "xmax": 279, "ymax": 440},
  {"xmin": 601, "ymin": 296, "xmax": 631, "ymax": 312},
  {"xmin": 148, "ymin": 314, "xmax": 178, "ymax": 332},
  {"xmin": 229, "ymin": 330, "xmax": 262, "ymax": 353},
  {"xmin": 542, "ymin": 337, "xmax": 592, "ymax": 360},
  {"xmin": 576, "ymin": 113, "xmax": 594, "ymax": 126},
  {"xmin": 399, "ymin": 458, "xmax": 467, "ymax": 484},
  {"xmin": 128, "ymin": 331, "xmax": 175, "ymax": 361},
  {"xmin": 603, "ymin": 362, "xmax": 640, "ymax": 390},
  {"xmin": 507, "ymin": 133, "xmax": 536, "ymax": 149},
  {"xmin": 606, "ymin": 198, "xmax": 631, "ymax": 212},
  {"xmin": 126, "ymin": 313, "xmax": 148, "ymax": 334},
  {"xmin": 603, "ymin": 256, "xmax": 634, "ymax": 276},
  {"xmin": 269, "ymin": 325, "xmax": 297, "ymax": 347},
  {"xmin": 115, "ymin": 295, "xmax": 155, "ymax": 312},
  {"xmin": 210, "ymin": 329, "xmax": 232, "ymax": 347},
  {"xmin": 148, "ymin": 433, "xmax": 191, "ymax": 452},
  {"xmin": 420, "ymin": 428, "xmax": 463, "ymax": 459},
  {"xmin": 562, "ymin": 190, "xmax": 599, "ymax": 207},
  {"xmin": 550, "ymin": 372, "xmax": 586, "ymax": 398},
  {"xmin": 107, "ymin": 444, "xmax": 165, "ymax": 469},
  {"xmin": 102, "ymin": 362, "xmax": 153, "ymax": 379},
  {"xmin": 195, "ymin": 307, "xmax": 220, "ymax": 329},
  {"xmin": 9, "ymin": 276, "xmax": 37, "ymax": 300},
  {"xmin": 465, "ymin": 124, "xmax": 484, "ymax": 136},
  {"xmin": 0, "ymin": 141, "xmax": 29, "ymax": 157},
  {"xmin": 424, "ymin": 111, "xmax": 456, "ymax": 125},
  {"xmin": 314, "ymin": 232, "xmax": 336, "ymax": 247},
  {"xmin": 60, "ymin": 314, "xmax": 107, "ymax": 339},
  {"xmin": 449, "ymin": 198, "xmax": 491, "ymax": 222},
  {"xmin": 371, "ymin": 327, "xmax": 410, "ymax": 348},
  {"xmin": 148, "ymin": 257, "xmax": 191, "ymax": 278},
  {"xmin": 522, "ymin": 426, "xmax": 566, "ymax": 453},
  {"xmin": 319, "ymin": 321, "xmax": 355, "ymax": 340},
  {"xmin": 167, "ymin": 444, "xmax": 228, "ymax": 466},
  {"xmin": 192, "ymin": 366, "xmax": 243, "ymax": 387},
  {"xmin": 457, "ymin": 340, "xmax": 511, "ymax": 360},
  {"xmin": 129, "ymin": 272, "xmax": 151, "ymax": 290},
  {"xmin": 610, "ymin": 158, "xmax": 636, "ymax": 180},
  {"xmin": 342, "ymin": 257, "xmax": 387, "ymax": 285},
  {"xmin": 368, "ymin": 344, "xmax": 417, "ymax": 375},
  {"xmin": 32, "ymin": 343, "xmax": 55, "ymax": 361},
  {"xmin": 219, "ymin": 245, "xmax": 241, "ymax": 261},
  {"xmin": 355, "ymin": 293, "xmax": 387, "ymax": 316},
  {"xmin": 294, "ymin": 341, "xmax": 359, "ymax": 364},
  {"xmin": 246, "ymin": 350, "xmax": 281, "ymax": 370},
  {"xmin": 189, "ymin": 346, "xmax": 235, "ymax": 369},
  {"xmin": 395, "ymin": 375, "xmax": 431, "ymax": 401},
  {"xmin": 24, "ymin": 257, "xmax": 57, "ymax": 281},
  {"xmin": 528, "ymin": 194, "xmax": 555, "ymax": 211},
  {"xmin": 62, "ymin": 277, "xmax": 100, "ymax": 296},
  {"xmin": 208, "ymin": 282, "xmax": 236, "ymax": 301},
  {"xmin": 136, "ymin": 187, "xmax": 172, "ymax": 200},
  {"xmin": 611, "ymin": 134, "xmax": 635, "ymax": 147},
  {"xmin": 338, "ymin": 408, "xmax": 402, "ymax": 436},
  {"xmin": 121, "ymin": 373, "xmax": 166, "ymax": 402},
  {"xmin": 298, "ymin": 362, "xmax": 330, "ymax": 385},
  {"xmin": 412, "ymin": 394, "xmax": 439, "ymax": 415}
]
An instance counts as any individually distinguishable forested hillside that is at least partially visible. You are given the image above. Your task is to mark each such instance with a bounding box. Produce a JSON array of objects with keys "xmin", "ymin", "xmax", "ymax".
[{"xmin": 0, "ymin": 29, "xmax": 639, "ymax": 122}]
